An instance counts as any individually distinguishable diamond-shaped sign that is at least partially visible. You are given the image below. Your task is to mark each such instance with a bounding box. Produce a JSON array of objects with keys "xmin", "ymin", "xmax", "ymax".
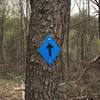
[{"xmin": 37, "ymin": 35, "xmax": 60, "ymax": 65}]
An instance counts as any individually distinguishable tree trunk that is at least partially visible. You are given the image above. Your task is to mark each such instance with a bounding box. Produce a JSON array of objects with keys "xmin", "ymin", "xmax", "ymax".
[
  {"xmin": 99, "ymin": 0, "xmax": 100, "ymax": 38},
  {"xmin": 19, "ymin": 0, "xmax": 25, "ymax": 66},
  {"xmin": 25, "ymin": 0, "xmax": 69, "ymax": 100},
  {"xmin": 0, "ymin": 11, "xmax": 4, "ymax": 64},
  {"xmin": 80, "ymin": 0, "xmax": 85, "ymax": 62},
  {"xmin": 65, "ymin": 0, "xmax": 71, "ymax": 80}
]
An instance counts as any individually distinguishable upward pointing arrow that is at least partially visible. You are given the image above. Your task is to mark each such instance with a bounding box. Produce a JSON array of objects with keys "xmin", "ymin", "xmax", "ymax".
[{"xmin": 46, "ymin": 43, "xmax": 54, "ymax": 57}]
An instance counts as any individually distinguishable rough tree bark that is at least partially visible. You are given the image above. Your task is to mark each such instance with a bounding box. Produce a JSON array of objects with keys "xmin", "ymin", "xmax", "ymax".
[{"xmin": 25, "ymin": 0, "xmax": 69, "ymax": 100}]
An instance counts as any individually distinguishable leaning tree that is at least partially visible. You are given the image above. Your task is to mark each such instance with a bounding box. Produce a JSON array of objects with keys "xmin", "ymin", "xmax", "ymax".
[{"xmin": 25, "ymin": 0, "xmax": 71, "ymax": 100}]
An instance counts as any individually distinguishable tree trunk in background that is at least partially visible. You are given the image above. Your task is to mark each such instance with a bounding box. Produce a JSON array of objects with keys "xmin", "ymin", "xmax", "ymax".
[
  {"xmin": 99, "ymin": 0, "xmax": 100, "ymax": 38},
  {"xmin": 90, "ymin": 0, "xmax": 100, "ymax": 39},
  {"xmin": 80, "ymin": 0, "xmax": 85, "ymax": 62},
  {"xmin": 0, "ymin": 11, "xmax": 4, "ymax": 64},
  {"xmin": 86, "ymin": 0, "xmax": 93, "ymax": 60},
  {"xmin": 65, "ymin": 0, "xmax": 71, "ymax": 80},
  {"xmin": 25, "ymin": 0, "xmax": 69, "ymax": 100},
  {"xmin": 81, "ymin": 33, "xmax": 84, "ymax": 61},
  {"xmin": 19, "ymin": 0, "xmax": 25, "ymax": 66}
]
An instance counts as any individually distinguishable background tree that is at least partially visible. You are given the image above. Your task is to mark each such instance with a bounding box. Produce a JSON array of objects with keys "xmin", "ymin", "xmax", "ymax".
[
  {"xmin": 90, "ymin": 0, "xmax": 100, "ymax": 38},
  {"xmin": 0, "ymin": 0, "xmax": 7, "ymax": 64}
]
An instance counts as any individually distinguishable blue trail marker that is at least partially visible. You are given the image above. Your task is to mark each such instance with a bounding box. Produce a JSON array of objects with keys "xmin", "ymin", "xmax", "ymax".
[{"xmin": 37, "ymin": 35, "xmax": 61, "ymax": 65}]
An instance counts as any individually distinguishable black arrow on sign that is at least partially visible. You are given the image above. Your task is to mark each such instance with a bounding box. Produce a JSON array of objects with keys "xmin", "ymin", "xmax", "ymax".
[{"xmin": 46, "ymin": 43, "xmax": 54, "ymax": 57}]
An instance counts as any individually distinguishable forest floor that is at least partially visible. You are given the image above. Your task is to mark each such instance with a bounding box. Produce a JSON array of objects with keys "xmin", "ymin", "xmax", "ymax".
[{"xmin": 0, "ymin": 72, "xmax": 25, "ymax": 100}]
